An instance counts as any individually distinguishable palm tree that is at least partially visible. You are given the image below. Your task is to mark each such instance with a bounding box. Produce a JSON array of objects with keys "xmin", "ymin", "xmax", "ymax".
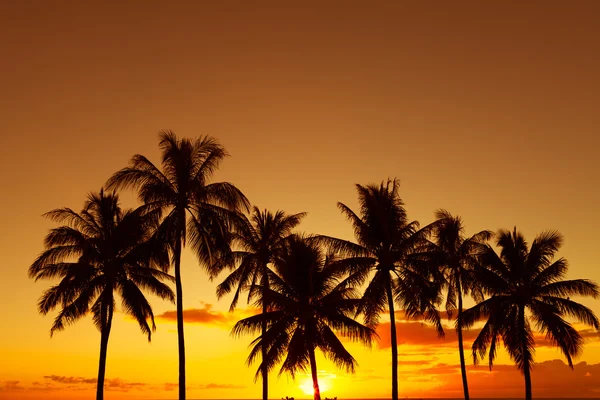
[
  {"xmin": 315, "ymin": 179, "xmax": 442, "ymax": 400},
  {"xmin": 215, "ymin": 207, "xmax": 306, "ymax": 400},
  {"xmin": 233, "ymin": 235, "xmax": 375, "ymax": 400},
  {"xmin": 28, "ymin": 190, "xmax": 175, "ymax": 400},
  {"xmin": 461, "ymin": 228, "xmax": 600, "ymax": 400},
  {"xmin": 106, "ymin": 131, "xmax": 249, "ymax": 400},
  {"xmin": 429, "ymin": 210, "xmax": 492, "ymax": 400}
]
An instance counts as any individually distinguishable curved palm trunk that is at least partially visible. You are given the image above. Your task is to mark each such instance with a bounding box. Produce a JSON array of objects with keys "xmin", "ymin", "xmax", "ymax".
[
  {"xmin": 261, "ymin": 276, "xmax": 268, "ymax": 400},
  {"xmin": 456, "ymin": 277, "xmax": 470, "ymax": 400},
  {"xmin": 96, "ymin": 304, "xmax": 113, "ymax": 400},
  {"xmin": 174, "ymin": 233, "xmax": 186, "ymax": 400},
  {"xmin": 386, "ymin": 276, "xmax": 398, "ymax": 400},
  {"xmin": 309, "ymin": 347, "xmax": 321, "ymax": 400},
  {"xmin": 520, "ymin": 305, "xmax": 532, "ymax": 400}
]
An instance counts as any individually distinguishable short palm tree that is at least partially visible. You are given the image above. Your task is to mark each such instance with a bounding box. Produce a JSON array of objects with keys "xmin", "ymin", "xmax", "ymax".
[
  {"xmin": 316, "ymin": 179, "xmax": 442, "ymax": 400},
  {"xmin": 28, "ymin": 190, "xmax": 175, "ymax": 400},
  {"xmin": 461, "ymin": 228, "xmax": 600, "ymax": 400},
  {"xmin": 106, "ymin": 131, "xmax": 249, "ymax": 400},
  {"xmin": 215, "ymin": 207, "xmax": 306, "ymax": 400},
  {"xmin": 233, "ymin": 235, "xmax": 375, "ymax": 400},
  {"xmin": 429, "ymin": 210, "xmax": 492, "ymax": 400}
]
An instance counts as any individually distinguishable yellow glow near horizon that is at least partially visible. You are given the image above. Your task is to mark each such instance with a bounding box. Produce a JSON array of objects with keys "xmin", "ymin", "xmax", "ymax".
[{"xmin": 300, "ymin": 378, "xmax": 330, "ymax": 396}]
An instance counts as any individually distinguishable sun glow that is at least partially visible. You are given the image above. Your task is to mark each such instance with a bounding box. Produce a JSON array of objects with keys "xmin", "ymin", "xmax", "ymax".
[{"xmin": 300, "ymin": 378, "xmax": 330, "ymax": 395}]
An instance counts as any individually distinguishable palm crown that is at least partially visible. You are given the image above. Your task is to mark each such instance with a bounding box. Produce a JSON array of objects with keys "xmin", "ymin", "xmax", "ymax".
[
  {"xmin": 215, "ymin": 207, "xmax": 305, "ymax": 400},
  {"xmin": 428, "ymin": 210, "xmax": 492, "ymax": 400},
  {"xmin": 216, "ymin": 207, "xmax": 306, "ymax": 309},
  {"xmin": 29, "ymin": 190, "xmax": 174, "ymax": 337},
  {"xmin": 317, "ymin": 179, "xmax": 442, "ymax": 400},
  {"xmin": 28, "ymin": 190, "xmax": 175, "ymax": 400},
  {"xmin": 233, "ymin": 235, "xmax": 375, "ymax": 400},
  {"xmin": 430, "ymin": 210, "xmax": 492, "ymax": 317},
  {"xmin": 462, "ymin": 228, "xmax": 599, "ymax": 400},
  {"xmin": 106, "ymin": 131, "xmax": 249, "ymax": 400},
  {"xmin": 107, "ymin": 131, "xmax": 249, "ymax": 265}
]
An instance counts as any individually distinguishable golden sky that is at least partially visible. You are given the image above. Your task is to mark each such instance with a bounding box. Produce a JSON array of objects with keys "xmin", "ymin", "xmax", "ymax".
[{"xmin": 1, "ymin": 1, "xmax": 600, "ymax": 398}]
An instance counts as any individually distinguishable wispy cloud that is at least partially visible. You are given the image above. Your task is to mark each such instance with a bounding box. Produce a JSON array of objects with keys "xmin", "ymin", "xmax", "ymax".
[
  {"xmin": 420, "ymin": 359, "xmax": 600, "ymax": 398},
  {"xmin": 201, "ymin": 383, "xmax": 245, "ymax": 389},
  {"xmin": 163, "ymin": 382, "xmax": 246, "ymax": 390},
  {"xmin": 155, "ymin": 302, "xmax": 258, "ymax": 328},
  {"xmin": 376, "ymin": 320, "xmax": 600, "ymax": 352},
  {"xmin": 0, "ymin": 375, "xmax": 245, "ymax": 395},
  {"xmin": 43, "ymin": 375, "xmax": 96, "ymax": 384},
  {"xmin": 0, "ymin": 380, "xmax": 24, "ymax": 391}
]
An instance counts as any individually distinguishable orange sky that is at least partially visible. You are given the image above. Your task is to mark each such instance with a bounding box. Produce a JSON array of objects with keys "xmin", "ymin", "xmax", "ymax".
[{"xmin": 1, "ymin": 1, "xmax": 600, "ymax": 399}]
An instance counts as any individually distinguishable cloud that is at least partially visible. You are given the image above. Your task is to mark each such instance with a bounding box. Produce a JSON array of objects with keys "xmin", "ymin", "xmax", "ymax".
[
  {"xmin": 105, "ymin": 378, "xmax": 147, "ymax": 391},
  {"xmin": 2, "ymin": 375, "xmax": 244, "ymax": 395},
  {"xmin": 396, "ymin": 309, "xmax": 452, "ymax": 321},
  {"xmin": 376, "ymin": 320, "xmax": 600, "ymax": 353},
  {"xmin": 418, "ymin": 359, "xmax": 600, "ymax": 398},
  {"xmin": 201, "ymin": 383, "xmax": 246, "ymax": 389},
  {"xmin": 155, "ymin": 302, "xmax": 258, "ymax": 328},
  {"xmin": 376, "ymin": 321, "xmax": 480, "ymax": 349},
  {"xmin": 39, "ymin": 376, "xmax": 147, "ymax": 393},
  {"xmin": 398, "ymin": 359, "xmax": 435, "ymax": 366},
  {"xmin": 0, "ymin": 380, "xmax": 25, "ymax": 391},
  {"xmin": 164, "ymin": 382, "xmax": 246, "ymax": 390},
  {"xmin": 43, "ymin": 375, "xmax": 96, "ymax": 385}
]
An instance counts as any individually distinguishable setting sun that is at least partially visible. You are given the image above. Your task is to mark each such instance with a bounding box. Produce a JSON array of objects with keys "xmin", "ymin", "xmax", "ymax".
[{"xmin": 300, "ymin": 378, "xmax": 330, "ymax": 396}]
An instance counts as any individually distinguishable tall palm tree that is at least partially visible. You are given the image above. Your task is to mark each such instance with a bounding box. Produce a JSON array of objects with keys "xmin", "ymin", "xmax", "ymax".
[
  {"xmin": 429, "ymin": 210, "xmax": 492, "ymax": 400},
  {"xmin": 316, "ymin": 179, "xmax": 443, "ymax": 400},
  {"xmin": 215, "ymin": 207, "xmax": 306, "ymax": 400},
  {"xmin": 106, "ymin": 131, "xmax": 249, "ymax": 400},
  {"xmin": 28, "ymin": 190, "xmax": 175, "ymax": 400},
  {"xmin": 461, "ymin": 228, "xmax": 600, "ymax": 400},
  {"xmin": 233, "ymin": 235, "xmax": 376, "ymax": 400}
]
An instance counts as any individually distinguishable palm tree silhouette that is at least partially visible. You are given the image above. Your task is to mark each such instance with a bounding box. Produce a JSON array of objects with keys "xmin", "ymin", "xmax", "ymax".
[
  {"xmin": 461, "ymin": 228, "xmax": 600, "ymax": 400},
  {"xmin": 28, "ymin": 190, "xmax": 175, "ymax": 400},
  {"xmin": 233, "ymin": 235, "xmax": 375, "ymax": 400},
  {"xmin": 315, "ymin": 179, "xmax": 442, "ymax": 400},
  {"xmin": 106, "ymin": 131, "xmax": 249, "ymax": 400},
  {"xmin": 215, "ymin": 207, "xmax": 305, "ymax": 400},
  {"xmin": 429, "ymin": 210, "xmax": 492, "ymax": 400}
]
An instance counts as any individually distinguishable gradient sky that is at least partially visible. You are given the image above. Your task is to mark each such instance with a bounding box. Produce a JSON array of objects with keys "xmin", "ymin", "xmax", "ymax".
[{"xmin": 1, "ymin": 1, "xmax": 600, "ymax": 399}]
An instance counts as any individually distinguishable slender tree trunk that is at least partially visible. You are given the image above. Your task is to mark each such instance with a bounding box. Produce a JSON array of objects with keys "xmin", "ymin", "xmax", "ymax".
[
  {"xmin": 261, "ymin": 276, "xmax": 268, "ymax": 400},
  {"xmin": 520, "ymin": 305, "xmax": 532, "ymax": 400},
  {"xmin": 309, "ymin": 347, "xmax": 321, "ymax": 400},
  {"xmin": 174, "ymin": 233, "xmax": 186, "ymax": 400},
  {"xmin": 96, "ymin": 303, "xmax": 113, "ymax": 400},
  {"xmin": 524, "ymin": 361, "xmax": 532, "ymax": 400},
  {"xmin": 456, "ymin": 276, "xmax": 470, "ymax": 400},
  {"xmin": 386, "ymin": 276, "xmax": 398, "ymax": 400}
]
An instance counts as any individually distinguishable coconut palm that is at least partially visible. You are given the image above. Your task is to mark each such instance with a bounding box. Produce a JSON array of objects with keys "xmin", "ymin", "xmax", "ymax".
[
  {"xmin": 429, "ymin": 210, "xmax": 492, "ymax": 400},
  {"xmin": 215, "ymin": 207, "xmax": 306, "ymax": 400},
  {"xmin": 232, "ymin": 235, "xmax": 376, "ymax": 400},
  {"xmin": 461, "ymin": 228, "xmax": 600, "ymax": 400},
  {"xmin": 106, "ymin": 131, "xmax": 249, "ymax": 400},
  {"xmin": 28, "ymin": 190, "xmax": 175, "ymax": 400},
  {"xmin": 315, "ymin": 179, "xmax": 443, "ymax": 400}
]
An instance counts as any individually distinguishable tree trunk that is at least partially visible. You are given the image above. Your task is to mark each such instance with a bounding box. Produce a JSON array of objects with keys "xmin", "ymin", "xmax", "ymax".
[
  {"xmin": 456, "ymin": 276, "xmax": 470, "ymax": 400},
  {"xmin": 524, "ymin": 361, "xmax": 532, "ymax": 400},
  {"xmin": 386, "ymin": 276, "xmax": 398, "ymax": 400},
  {"xmin": 174, "ymin": 233, "xmax": 186, "ymax": 400},
  {"xmin": 520, "ymin": 305, "xmax": 532, "ymax": 400},
  {"xmin": 96, "ymin": 303, "xmax": 113, "ymax": 400},
  {"xmin": 309, "ymin": 347, "xmax": 321, "ymax": 400},
  {"xmin": 261, "ymin": 276, "xmax": 268, "ymax": 400}
]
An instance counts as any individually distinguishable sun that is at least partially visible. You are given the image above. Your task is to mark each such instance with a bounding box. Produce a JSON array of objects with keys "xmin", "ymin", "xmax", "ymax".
[{"xmin": 300, "ymin": 378, "xmax": 330, "ymax": 396}]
